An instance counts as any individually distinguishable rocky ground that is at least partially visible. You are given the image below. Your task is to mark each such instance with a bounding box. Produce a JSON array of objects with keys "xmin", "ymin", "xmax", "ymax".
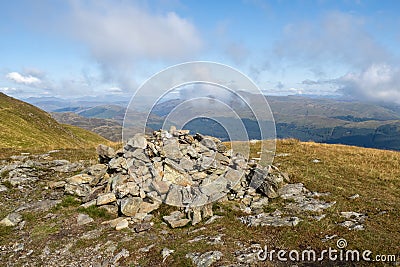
[{"xmin": 0, "ymin": 130, "xmax": 388, "ymax": 266}]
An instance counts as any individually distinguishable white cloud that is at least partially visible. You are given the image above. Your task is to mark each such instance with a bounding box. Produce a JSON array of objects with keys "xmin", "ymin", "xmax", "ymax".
[
  {"xmin": 274, "ymin": 11, "xmax": 391, "ymax": 69},
  {"xmin": 0, "ymin": 87, "xmax": 21, "ymax": 94},
  {"xmin": 336, "ymin": 64, "xmax": 400, "ymax": 103},
  {"xmin": 6, "ymin": 72, "xmax": 42, "ymax": 85},
  {"xmin": 108, "ymin": 87, "xmax": 123, "ymax": 94},
  {"xmin": 66, "ymin": 0, "xmax": 203, "ymax": 90}
]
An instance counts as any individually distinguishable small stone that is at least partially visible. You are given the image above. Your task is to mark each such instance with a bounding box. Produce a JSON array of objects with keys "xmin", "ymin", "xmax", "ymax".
[
  {"xmin": 0, "ymin": 184, "xmax": 8, "ymax": 192},
  {"xmin": 138, "ymin": 244, "xmax": 155, "ymax": 253},
  {"xmin": 204, "ymin": 215, "xmax": 223, "ymax": 225},
  {"xmin": 66, "ymin": 174, "xmax": 94, "ymax": 184},
  {"xmin": 186, "ymin": 251, "xmax": 223, "ymax": 267},
  {"xmin": 138, "ymin": 200, "xmax": 160, "ymax": 214},
  {"xmin": 161, "ymin": 247, "xmax": 174, "ymax": 262},
  {"xmin": 312, "ymin": 214, "xmax": 326, "ymax": 221},
  {"xmin": 115, "ymin": 219, "xmax": 129, "ymax": 230},
  {"xmin": 239, "ymin": 213, "xmax": 301, "ymax": 227},
  {"xmin": 96, "ymin": 193, "xmax": 117, "ymax": 205},
  {"xmin": 348, "ymin": 194, "xmax": 360, "ymax": 199},
  {"xmin": 190, "ymin": 207, "xmax": 202, "ymax": 225},
  {"xmin": 0, "ymin": 213, "xmax": 23, "ymax": 227},
  {"xmin": 102, "ymin": 217, "xmax": 126, "ymax": 228},
  {"xmin": 80, "ymin": 199, "xmax": 97, "ymax": 208},
  {"xmin": 134, "ymin": 222, "xmax": 153, "ymax": 232},
  {"xmin": 13, "ymin": 243, "xmax": 24, "ymax": 252},
  {"xmin": 77, "ymin": 213, "xmax": 94, "ymax": 225},
  {"xmin": 163, "ymin": 211, "xmax": 190, "ymax": 228},
  {"xmin": 48, "ymin": 181, "xmax": 66, "ymax": 189},
  {"xmin": 112, "ymin": 248, "xmax": 130, "ymax": 264}
]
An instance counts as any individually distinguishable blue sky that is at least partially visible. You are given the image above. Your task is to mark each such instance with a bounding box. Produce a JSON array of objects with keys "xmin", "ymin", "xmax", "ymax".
[{"xmin": 1, "ymin": 0, "xmax": 400, "ymax": 103}]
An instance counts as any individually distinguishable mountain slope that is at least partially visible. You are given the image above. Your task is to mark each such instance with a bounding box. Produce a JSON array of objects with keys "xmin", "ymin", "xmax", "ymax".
[
  {"xmin": 51, "ymin": 112, "xmax": 122, "ymax": 142},
  {"xmin": 0, "ymin": 93, "xmax": 111, "ymax": 149}
]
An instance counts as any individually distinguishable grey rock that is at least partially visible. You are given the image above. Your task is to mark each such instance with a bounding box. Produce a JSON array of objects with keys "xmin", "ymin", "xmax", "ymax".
[
  {"xmin": 96, "ymin": 144, "xmax": 116, "ymax": 163},
  {"xmin": 250, "ymin": 197, "xmax": 269, "ymax": 212},
  {"xmin": 162, "ymin": 138, "xmax": 183, "ymax": 159},
  {"xmin": 86, "ymin": 164, "xmax": 108, "ymax": 178},
  {"xmin": 0, "ymin": 184, "xmax": 8, "ymax": 192},
  {"xmin": 163, "ymin": 159, "xmax": 193, "ymax": 186},
  {"xmin": 249, "ymin": 167, "xmax": 279, "ymax": 198},
  {"xmin": 138, "ymin": 200, "xmax": 160, "ymax": 214},
  {"xmin": 66, "ymin": 174, "xmax": 94, "ymax": 185},
  {"xmin": 0, "ymin": 213, "xmax": 23, "ymax": 227},
  {"xmin": 65, "ymin": 183, "xmax": 91, "ymax": 197},
  {"xmin": 48, "ymin": 181, "xmax": 66, "ymax": 189},
  {"xmin": 189, "ymin": 207, "xmax": 202, "ymax": 225},
  {"xmin": 108, "ymin": 157, "xmax": 127, "ymax": 171},
  {"xmin": 285, "ymin": 198, "xmax": 336, "ymax": 213},
  {"xmin": 186, "ymin": 146, "xmax": 199, "ymax": 158},
  {"xmin": 134, "ymin": 222, "xmax": 153, "ymax": 232},
  {"xmin": 120, "ymin": 197, "xmax": 143, "ymax": 216},
  {"xmin": 278, "ymin": 183, "xmax": 307, "ymax": 201},
  {"xmin": 50, "ymin": 160, "xmax": 82, "ymax": 173},
  {"xmin": 96, "ymin": 193, "xmax": 117, "ymax": 205},
  {"xmin": 186, "ymin": 251, "xmax": 223, "ymax": 267},
  {"xmin": 151, "ymin": 180, "xmax": 170, "ymax": 195},
  {"xmin": 77, "ymin": 213, "xmax": 94, "ymax": 225},
  {"xmin": 163, "ymin": 211, "xmax": 190, "ymax": 228},
  {"xmin": 200, "ymin": 177, "xmax": 228, "ymax": 196},
  {"xmin": 138, "ymin": 244, "xmax": 155, "ymax": 253},
  {"xmin": 130, "ymin": 133, "xmax": 148, "ymax": 149},
  {"xmin": 205, "ymin": 215, "xmax": 223, "ymax": 225},
  {"xmin": 200, "ymin": 138, "xmax": 217, "ymax": 150},
  {"xmin": 161, "ymin": 247, "xmax": 174, "ymax": 262},
  {"xmin": 179, "ymin": 156, "xmax": 194, "ymax": 171},
  {"xmin": 112, "ymin": 248, "xmax": 130, "ymax": 264},
  {"xmin": 348, "ymin": 194, "xmax": 360, "ymax": 199},
  {"xmin": 115, "ymin": 219, "xmax": 129, "ymax": 230},
  {"xmin": 239, "ymin": 213, "xmax": 301, "ymax": 227}
]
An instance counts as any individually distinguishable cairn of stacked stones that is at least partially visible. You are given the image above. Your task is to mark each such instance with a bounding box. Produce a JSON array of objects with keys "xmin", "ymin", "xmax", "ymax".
[{"xmin": 64, "ymin": 128, "xmax": 289, "ymax": 228}]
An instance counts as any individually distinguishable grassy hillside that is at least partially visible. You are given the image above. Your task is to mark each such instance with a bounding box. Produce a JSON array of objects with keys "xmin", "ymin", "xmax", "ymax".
[{"xmin": 0, "ymin": 93, "xmax": 112, "ymax": 150}]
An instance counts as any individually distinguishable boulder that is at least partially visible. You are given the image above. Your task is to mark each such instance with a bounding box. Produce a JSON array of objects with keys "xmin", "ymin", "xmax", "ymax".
[
  {"xmin": 96, "ymin": 144, "xmax": 116, "ymax": 163},
  {"xmin": 120, "ymin": 197, "xmax": 143, "ymax": 216}
]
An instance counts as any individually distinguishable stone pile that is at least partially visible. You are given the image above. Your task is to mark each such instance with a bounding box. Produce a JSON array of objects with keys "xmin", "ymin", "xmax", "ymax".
[{"xmin": 63, "ymin": 128, "xmax": 289, "ymax": 228}]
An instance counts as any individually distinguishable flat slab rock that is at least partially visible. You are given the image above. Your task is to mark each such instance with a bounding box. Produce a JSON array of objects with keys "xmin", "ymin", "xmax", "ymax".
[{"xmin": 238, "ymin": 212, "xmax": 301, "ymax": 227}]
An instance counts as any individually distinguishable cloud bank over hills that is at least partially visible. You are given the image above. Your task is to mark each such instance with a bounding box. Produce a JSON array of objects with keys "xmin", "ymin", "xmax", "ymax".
[{"xmin": 1, "ymin": 1, "xmax": 400, "ymax": 104}]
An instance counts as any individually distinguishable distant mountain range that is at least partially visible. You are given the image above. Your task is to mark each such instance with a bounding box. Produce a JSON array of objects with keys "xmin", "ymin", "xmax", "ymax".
[{"xmin": 25, "ymin": 94, "xmax": 400, "ymax": 151}]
